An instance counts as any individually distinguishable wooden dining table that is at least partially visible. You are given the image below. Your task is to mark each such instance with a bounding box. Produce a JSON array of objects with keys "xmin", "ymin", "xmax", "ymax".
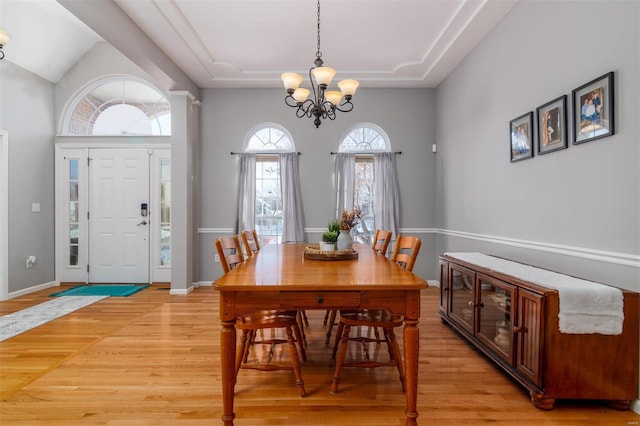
[{"xmin": 212, "ymin": 242, "xmax": 428, "ymax": 425}]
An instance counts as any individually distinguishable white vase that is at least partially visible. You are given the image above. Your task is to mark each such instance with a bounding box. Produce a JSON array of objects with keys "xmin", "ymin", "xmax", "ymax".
[{"xmin": 336, "ymin": 229, "xmax": 353, "ymax": 251}]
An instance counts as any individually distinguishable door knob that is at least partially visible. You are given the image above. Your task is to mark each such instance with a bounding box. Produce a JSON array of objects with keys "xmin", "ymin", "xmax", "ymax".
[{"xmin": 137, "ymin": 220, "xmax": 147, "ymax": 226}]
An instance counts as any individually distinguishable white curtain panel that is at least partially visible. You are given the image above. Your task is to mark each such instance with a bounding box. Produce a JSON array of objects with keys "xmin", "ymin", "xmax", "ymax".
[
  {"xmin": 235, "ymin": 153, "xmax": 256, "ymax": 234},
  {"xmin": 334, "ymin": 153, "xmax": 356, "ymax": 220},
  {"xmin": 280, "ymin": 152, "xmax": 306, "ymax": 242},
  {"xmin": 373, "ymin": 152, "xmax": 400, "ymax": 238}
]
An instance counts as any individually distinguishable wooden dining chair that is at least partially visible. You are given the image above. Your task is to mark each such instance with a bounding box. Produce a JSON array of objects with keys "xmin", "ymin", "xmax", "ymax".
[
  {"xmin": 329, "ymin": 235, "xmax": 421, "ymax": 395},
  {"xmin": 215, "ymin": 235, "xmax": 245, "ymax": 273},
  {"xmin": 372, "ymin": 229, "xmax": 392, "ymax": 255},
  {"xmin": 216, "ymin": 235, "xmax": 307, "ymax": 397},
  {"xmin": 323, "ymin": 229, "xmax": 393, "ymax": 345},
  {"xmin": 390, "ymin": 235, "xmax": 421, "ymax": 272},
  {"xmin": 241, "ymin": 229, "xmax": 261, "ymax": 257}
]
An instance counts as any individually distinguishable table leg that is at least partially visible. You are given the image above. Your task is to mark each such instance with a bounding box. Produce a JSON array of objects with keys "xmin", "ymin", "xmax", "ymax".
[
  {"xmin": 403, "ymin": 318, "xmax": 419, "ymax": 426},
  {"xmin": 221, "ymin": 319, "xmax": 236, "ymax": 425}
]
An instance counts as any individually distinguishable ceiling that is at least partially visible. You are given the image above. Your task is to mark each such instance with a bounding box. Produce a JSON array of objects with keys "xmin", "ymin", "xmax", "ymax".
[{"xmin": 1, "ymin": 0, "xmax": 517, "ymax": 89}]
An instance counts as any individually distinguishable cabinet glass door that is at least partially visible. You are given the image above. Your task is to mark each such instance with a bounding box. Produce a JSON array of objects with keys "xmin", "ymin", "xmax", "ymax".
[
  {"xmin": 476, "ymin": 273, "xmax": 516, "ymax": 363},
  {"xmin": 448, "ymin": 263, "xmax": 475, "ymax": 333}
]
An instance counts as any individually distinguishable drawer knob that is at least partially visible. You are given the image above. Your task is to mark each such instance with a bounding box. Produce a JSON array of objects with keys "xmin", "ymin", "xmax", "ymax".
[{"xmin": 316, "ymin": 295, "xmax": 324, "ymax": 304}]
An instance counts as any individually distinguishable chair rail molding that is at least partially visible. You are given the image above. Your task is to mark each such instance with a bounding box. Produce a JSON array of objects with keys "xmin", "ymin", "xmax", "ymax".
[
  {"xmin": 197, "ymin": 226, "xmax": 638, "ymax": 268},
  {"xmin": 437, "ymin": 228, "xmax": 639, "ymax": 269}
]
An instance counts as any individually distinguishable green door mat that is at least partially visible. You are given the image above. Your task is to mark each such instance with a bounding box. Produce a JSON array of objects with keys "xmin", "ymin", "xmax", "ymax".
[{"xmin": 50, "ymin": 284, "xmax": 150, "ymax": 297}]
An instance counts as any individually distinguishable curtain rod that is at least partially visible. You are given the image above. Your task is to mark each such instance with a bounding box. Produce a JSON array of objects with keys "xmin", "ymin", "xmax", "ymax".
[
  {"xmin": 230, "ymin": 151, "xmax": 301, "ymax": 155},
  {"xmin": 330, "ymin": 151, "xmax": 403, "ymax": 155}
]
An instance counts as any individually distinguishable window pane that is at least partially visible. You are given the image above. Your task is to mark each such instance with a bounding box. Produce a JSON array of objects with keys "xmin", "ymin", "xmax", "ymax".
[
  {"xmin": 69, "ymin": 159, "xmax": 79, "ymax": 266},
  {"xmin": 160, "ymin": 225, "xmax": 171, "ymax": 266},
  {"xmin": 354, "ymin": 159, "xmax": 374, "ymax": 243},
  {"xmin": 69, "ymin": 182, "xmax": 78, "ymax": 202},
  {"xmin": 69, "ymin": 224, "xmax": 79, "ymax": 245},
  {"xmin": 255, "ymin": 157, "xmax": 282, "ymax": 245},
  {"xmin": 69, "ymin": 201, "xmax": 78, "ymax": 223},
  {"xmin": 70, "ymin": 246, "xmax": 78, "ymax": 267},
  {"xmin": 160, "ymin": 159, "xmax": 171, "ymax": 266}
]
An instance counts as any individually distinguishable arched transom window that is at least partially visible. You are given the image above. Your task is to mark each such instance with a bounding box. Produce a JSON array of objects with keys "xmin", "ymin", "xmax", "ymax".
[
  {"xmin": 338, "ymin": 123, "xmax": 390, "ymax": 153},
  {"xmin": 60, "ymin": 76, "xmax": 171, "ymax": 136},
  {"xmin": 245, "ymin": 123, "xmax": 295, "ymax": 152}
]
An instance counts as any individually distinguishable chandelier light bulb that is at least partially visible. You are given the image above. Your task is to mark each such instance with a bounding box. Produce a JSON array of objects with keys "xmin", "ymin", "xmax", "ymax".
[
  {"xmin": 338, "ymin": 79, "xmax": 359, "ymax": 97},
  {"xmin": 325, "ymin": 91, "xmax": 343, "ymax": 106},
  {"xmin": 281, "ymin": 72, "xmax": 303, "ymax": 91},
  {"xmin": 311, "ymin": 66, "xmax": 336, "ymax": 87},
  {"xmin": 292, "ymin": 88, "xmax": 310, "ymax": 103}
]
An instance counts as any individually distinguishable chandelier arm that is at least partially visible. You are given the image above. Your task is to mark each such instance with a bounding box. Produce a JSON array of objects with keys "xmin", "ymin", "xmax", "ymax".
[
  {"xmin": 284, "ymin": 95, "xmax": 300, "ymax": 108},
  {"xmin": 334, "ymin": 100, "xmax": 354, "ymax": 113},
  {"xmin": 300, "ymin": 99, "xmax": 315, "ymax": 118}
]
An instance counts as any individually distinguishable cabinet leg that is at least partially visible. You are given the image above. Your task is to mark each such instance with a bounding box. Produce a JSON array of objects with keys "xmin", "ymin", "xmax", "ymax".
[
  {"xmin": 529, "ymin": 391, "xmax": 555, "ymax": 410},
  {"xmin": 607, "ymin": 400, "xmax": 631, "ymax": 411}
]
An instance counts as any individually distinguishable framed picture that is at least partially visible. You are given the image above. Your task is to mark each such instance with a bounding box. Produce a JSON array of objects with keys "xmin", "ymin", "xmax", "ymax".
[
  {"xmin": 572, "ymin": 71, "xmax": 614, "ymax": 144},
  {"xmin": 536, "ymin": 95, "xmax": 567, "ymax": 155},
  {"xmin": 510, "ymin": 111, "xmax": 534, "ymax": 162}
]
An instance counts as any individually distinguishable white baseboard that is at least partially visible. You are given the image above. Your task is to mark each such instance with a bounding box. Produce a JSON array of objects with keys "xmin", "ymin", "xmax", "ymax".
[
  {"xmin": 6, "ymin": 281, "xmax": 58, "ymax": 300},
  {"xmin": 169, "ymin": 284, "xmax": 194, "ymax": 295},
  {"xmin": 631, "ymin": 399, "xmax": 640, "ymax": 414}
]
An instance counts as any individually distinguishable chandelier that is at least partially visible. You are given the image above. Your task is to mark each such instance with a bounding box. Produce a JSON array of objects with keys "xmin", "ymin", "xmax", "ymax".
[
  {"xmin": 281, "ymin": 0, "xmax": 359, "ymax": 128},
  {"xmin": 0, "ymin": 29, "xmax": 9, "ymax": 60}
]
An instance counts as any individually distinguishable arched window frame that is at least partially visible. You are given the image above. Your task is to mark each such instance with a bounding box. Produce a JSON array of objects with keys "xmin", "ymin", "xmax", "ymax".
[
  {"xmin": 58, "ymin": 75, "xmax": 171, "ymax": 136},
  {"xmin": 338, "ymin": 122, "xmax": 391, "ymax": 153},
  {"xmin": 243, "ymin": 122, "xmax": 296, "ymax": 153}
]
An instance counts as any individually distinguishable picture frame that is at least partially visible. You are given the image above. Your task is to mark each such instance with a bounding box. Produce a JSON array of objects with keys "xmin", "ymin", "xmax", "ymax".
[
  {"xmin": 572, "ymin": 71, "xmax": 614, "ymax": 144},
  {"xmin": 536, "ymin": 95, "xmax": 567, "ymax": 155},
  {"xmin": 510, "ymin": 111, "xmax": 534, "ymax": 162}
]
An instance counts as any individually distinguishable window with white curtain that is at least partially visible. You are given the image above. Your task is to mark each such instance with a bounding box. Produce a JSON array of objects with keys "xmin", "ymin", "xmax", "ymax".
[
  {"xmin": 244, "ymin": 124, "xmax": 296, "ymax": 245},
  {"xmin": 337, "ymin": 123, "xmax": 393, "ymax": 244}
]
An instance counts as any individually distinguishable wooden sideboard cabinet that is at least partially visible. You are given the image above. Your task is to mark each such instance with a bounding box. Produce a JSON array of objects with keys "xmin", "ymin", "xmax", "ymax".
[{"xmin": 438, "ymin": 254, "xmax": 639, "ymax": 410}]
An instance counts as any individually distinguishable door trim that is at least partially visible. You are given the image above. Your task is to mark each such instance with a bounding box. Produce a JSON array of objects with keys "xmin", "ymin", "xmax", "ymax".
[{"xmin": 0, "ymin": 131, "xmax": 8, "ymax": 300}]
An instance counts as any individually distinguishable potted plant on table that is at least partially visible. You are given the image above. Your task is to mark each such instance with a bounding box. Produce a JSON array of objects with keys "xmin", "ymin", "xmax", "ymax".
[{"xmin": 320, "ymin": 220, "xmax": 340, "ymax": 251}]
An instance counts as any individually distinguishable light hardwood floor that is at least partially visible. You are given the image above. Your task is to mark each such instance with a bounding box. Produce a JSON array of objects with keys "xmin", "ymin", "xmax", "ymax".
[{"xmin": 0, "ymin": 285, "xmax": 637, "ymax": 425}]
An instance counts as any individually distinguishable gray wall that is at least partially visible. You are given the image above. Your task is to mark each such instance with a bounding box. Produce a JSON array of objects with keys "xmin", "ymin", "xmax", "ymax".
[
  {"xmin": 55, "ymin": 42, "xmax": 167, "ymax": 129},
  {"xmin": 434, "ymin": 0, "xmax": 639, "ymax": 291},
  {"xmin": 0, "ymin": 61, "xmax": 55, "ymax": 293},
  {"xmin": 198, "ymin": 87, "xmax": 437, "ymax": 282}
]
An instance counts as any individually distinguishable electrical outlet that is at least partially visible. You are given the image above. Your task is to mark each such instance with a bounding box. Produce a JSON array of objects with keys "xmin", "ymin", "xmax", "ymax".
[{"xmin": 214, "ymin": 254, "xmax": 220, "ymax": 263}]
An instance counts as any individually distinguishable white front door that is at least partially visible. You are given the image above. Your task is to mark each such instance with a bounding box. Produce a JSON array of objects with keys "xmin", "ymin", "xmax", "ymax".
[{"xmin": 89, "ymin": 149, "xmax": 150, "ymax": 283}]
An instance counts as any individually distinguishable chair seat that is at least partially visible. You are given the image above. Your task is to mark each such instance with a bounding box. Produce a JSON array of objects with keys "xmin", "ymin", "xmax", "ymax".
[{"xmin": 338, "ymin": 309, "xmax": 403, "ymax": 328}]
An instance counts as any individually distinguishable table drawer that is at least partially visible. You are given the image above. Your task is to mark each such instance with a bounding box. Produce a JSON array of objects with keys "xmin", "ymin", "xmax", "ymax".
[{"xmin": 280, "ymin": 291, "xmax": 360, "ymax": 309}]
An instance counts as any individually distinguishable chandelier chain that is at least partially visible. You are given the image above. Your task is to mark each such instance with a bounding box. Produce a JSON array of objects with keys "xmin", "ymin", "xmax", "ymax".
[{"xmin": 316, "ymin": 0, "xmax": 322, "ymax": 59}]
